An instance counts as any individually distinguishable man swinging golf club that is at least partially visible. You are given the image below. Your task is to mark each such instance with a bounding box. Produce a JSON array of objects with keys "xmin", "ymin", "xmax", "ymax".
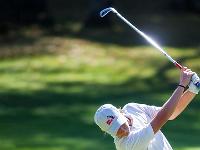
[{"xmin": 94, "ymin": 67, "xmax": 200, "ymax": 150}]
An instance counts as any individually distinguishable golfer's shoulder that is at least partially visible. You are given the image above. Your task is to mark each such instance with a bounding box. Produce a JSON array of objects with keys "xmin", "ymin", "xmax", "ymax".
[
  {"xmin": 123, "ymin": 103, "xmax": 148, "ymax": 111},
  {"xmin": 123, "ymin": 102, "xmax": 148, "ymax": 109}
]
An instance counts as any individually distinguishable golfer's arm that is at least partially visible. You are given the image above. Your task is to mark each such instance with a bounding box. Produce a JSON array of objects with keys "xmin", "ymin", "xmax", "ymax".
[
  {"xmin": 150, "ymin": 86, "xmax": 184, "ymax": 134},
  {"xmin": 169, "ymin": 90, "xmax": 196, "ymax": 120}
]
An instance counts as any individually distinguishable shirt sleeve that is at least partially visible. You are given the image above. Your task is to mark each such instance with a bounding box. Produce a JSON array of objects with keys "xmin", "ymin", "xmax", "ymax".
[
  {"xmin": 138, "ymin": 104, "xmax": 161, "ymax": 120},
  {"xmin": 126, "ymin": 123, "xmax": 154, "ymax": 150}
]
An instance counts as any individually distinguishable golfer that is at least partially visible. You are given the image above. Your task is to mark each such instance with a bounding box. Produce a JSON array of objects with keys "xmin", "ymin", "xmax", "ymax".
[{"xmin": 94, "ymin": 67, "xmax": 199, "ymax": 150}]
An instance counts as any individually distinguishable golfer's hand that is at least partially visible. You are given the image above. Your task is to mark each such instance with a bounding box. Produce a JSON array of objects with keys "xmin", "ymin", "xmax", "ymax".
[{"xmin": 179, "ymin": 67, "xmax": 194, "ymax": 87}]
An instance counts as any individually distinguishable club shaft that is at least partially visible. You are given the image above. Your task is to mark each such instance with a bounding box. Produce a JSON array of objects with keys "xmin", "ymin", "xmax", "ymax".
[
  {"xmin": 115, "ymin": 11, "xmax": 182, "ymax": 69},
  {"xmin": 100, "ymin": 8, "xmax": 200, "ymax": 88}
]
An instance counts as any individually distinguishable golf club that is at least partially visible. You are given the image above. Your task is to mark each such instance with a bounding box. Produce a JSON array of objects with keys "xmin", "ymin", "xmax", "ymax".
[{"xmin": 100, "ymin": 7, "xmax": 200, "ymax": 88}]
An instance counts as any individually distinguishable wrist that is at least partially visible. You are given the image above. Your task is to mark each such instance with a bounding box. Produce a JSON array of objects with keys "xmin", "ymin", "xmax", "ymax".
[
  {"xmin": 179, "ymin": 82, "xmax": 187, "ymax": 87},
  {"xmin": 178, "ymin": 84, "xmax": 186, "ymax": 89}
]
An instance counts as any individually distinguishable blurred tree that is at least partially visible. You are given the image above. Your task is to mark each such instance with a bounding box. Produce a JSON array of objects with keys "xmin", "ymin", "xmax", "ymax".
[
  {"xmin": 0, "ymin": 0, "xmax": 52, "ymax": 34},
  {"xmin": 171, "ymin": 0, "xmax": 200, "ymax": 12}
]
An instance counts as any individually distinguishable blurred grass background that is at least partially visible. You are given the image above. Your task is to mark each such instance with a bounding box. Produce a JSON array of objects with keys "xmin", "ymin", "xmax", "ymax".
[{"xmin": 0, "ymin": 0, "xmax": 200, "ymax": 150}]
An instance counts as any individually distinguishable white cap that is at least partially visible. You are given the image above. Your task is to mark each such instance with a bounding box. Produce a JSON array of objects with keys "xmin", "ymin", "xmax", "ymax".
[{"xmin": 94, "ymin": 104, "xmax": 127, "ymax": 137}]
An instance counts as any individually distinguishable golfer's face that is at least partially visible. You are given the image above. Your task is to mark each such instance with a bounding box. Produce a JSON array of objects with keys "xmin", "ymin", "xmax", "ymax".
[{"xmin": 117, "ymin": 122, "xmax": 130, "ymax": 138}]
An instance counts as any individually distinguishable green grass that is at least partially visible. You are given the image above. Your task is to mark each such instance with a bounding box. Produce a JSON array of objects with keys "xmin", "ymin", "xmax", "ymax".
[{"xmin": 0, "ymin": 24, "xmax": 200, "ymax": 150}]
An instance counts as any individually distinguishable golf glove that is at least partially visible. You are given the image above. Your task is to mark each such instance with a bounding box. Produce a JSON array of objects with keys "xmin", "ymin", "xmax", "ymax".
[{"xmin": 188, "ymin": 73, "xmax": 200, "ymax": 94}]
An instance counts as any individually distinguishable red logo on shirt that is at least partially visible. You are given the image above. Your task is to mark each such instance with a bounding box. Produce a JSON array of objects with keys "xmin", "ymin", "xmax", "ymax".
[{"xmin": 106, "ymin": 116, "xmax": 115, "ymax": 125}]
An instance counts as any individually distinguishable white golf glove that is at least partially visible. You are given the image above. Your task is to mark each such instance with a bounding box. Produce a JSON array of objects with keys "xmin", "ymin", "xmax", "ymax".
[{"xmin": 188, "ymin": 73, "xmax": 200, "ymax": 94}]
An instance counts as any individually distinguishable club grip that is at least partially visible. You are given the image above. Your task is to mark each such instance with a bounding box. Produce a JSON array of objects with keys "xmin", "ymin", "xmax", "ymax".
[{"xmin": 175, "ymin": 62, "xmax": 182, "ymax": 70}]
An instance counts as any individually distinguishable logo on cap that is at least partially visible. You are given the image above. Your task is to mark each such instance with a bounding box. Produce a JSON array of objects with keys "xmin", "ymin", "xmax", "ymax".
[{"xmin": 106, "ymin": 116, "xmax": 115, "ymax": 125}]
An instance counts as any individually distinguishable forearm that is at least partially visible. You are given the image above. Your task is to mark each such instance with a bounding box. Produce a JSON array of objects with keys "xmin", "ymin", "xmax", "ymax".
[
  {"xmin": 169, "ymin": 90, "xmax": 196, "ymax": 120},
  {"xmin": 151, "ymin": 86, "xmax": 184, "ymax": 133}
]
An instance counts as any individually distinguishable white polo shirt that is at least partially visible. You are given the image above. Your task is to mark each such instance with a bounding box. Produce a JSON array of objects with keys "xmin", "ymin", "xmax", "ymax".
[{"xmin": 114, "ymin": 103, "xmax": 173, "ymax": 150}]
